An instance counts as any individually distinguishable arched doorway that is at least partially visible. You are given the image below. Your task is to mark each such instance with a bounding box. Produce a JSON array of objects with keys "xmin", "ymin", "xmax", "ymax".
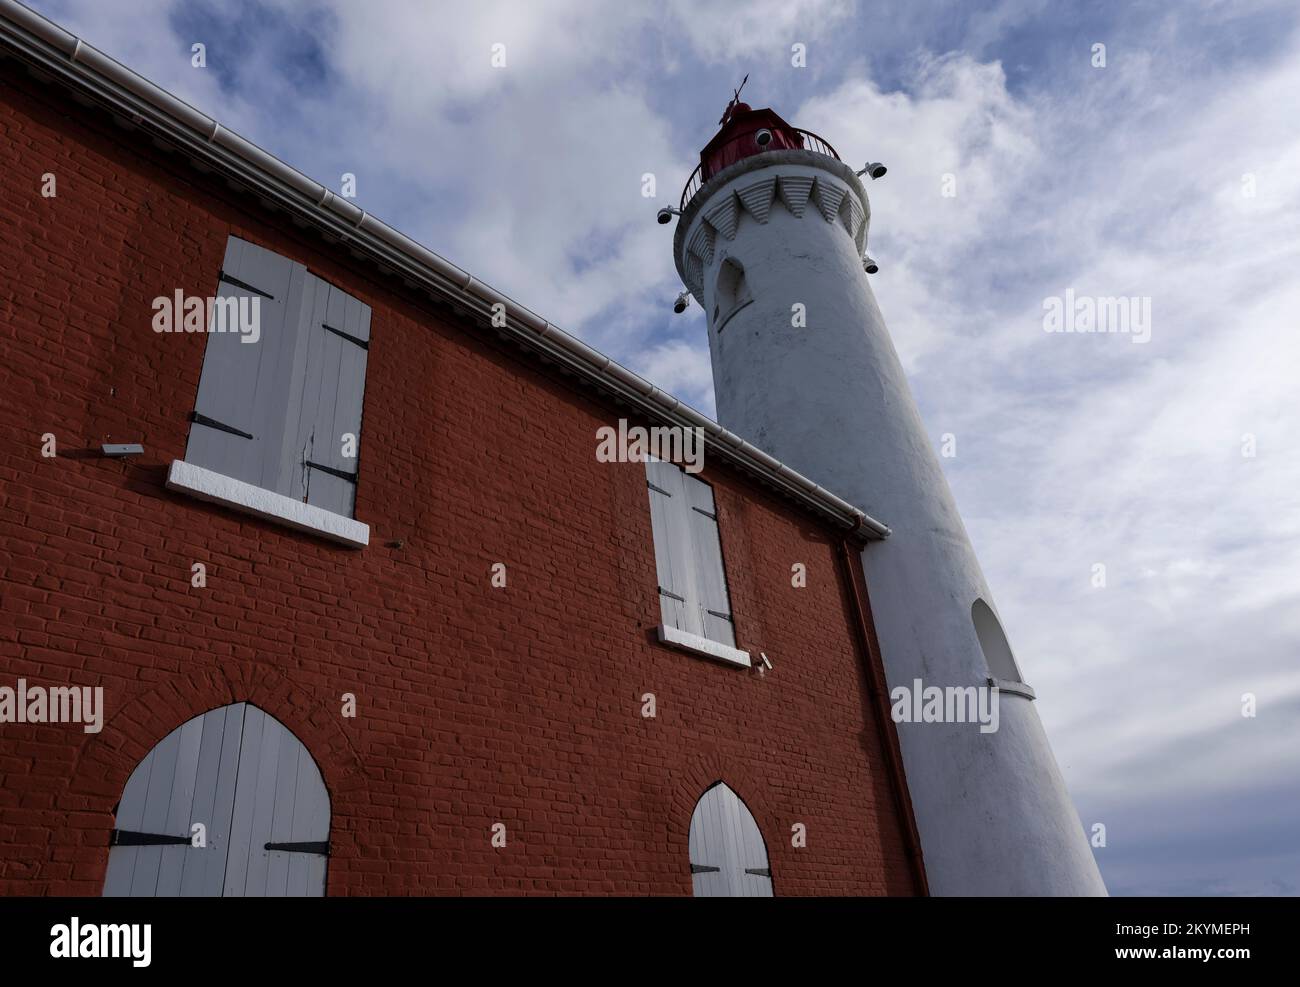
[
  {"xmin": 688, "ymin": 782, "xmax": 773, "ymax": 896},
  {"xmin": 103, "ymin": 702, "xmax": 329, "ymax": 896}
]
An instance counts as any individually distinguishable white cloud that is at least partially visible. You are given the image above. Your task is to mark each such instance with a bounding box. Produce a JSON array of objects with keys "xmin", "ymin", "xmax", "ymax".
[
  {"xmin": 664, "ymin": 0, "xmax": 854, "ymax": 63},
  {"xmin": 631, "ymin": 337, "xmax": 716, "ymax": 415},
  {"xmin": 795, "ymin": 54, "xmax": 1039, "ymax": 370}
]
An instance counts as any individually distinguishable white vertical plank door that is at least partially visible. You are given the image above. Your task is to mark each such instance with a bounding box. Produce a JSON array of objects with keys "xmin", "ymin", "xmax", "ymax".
[
  {"xmin": 688, "ymin": 783, "xmax": 773, "ymax": 897},
  {"xmin": 103, "ymin": 703, "xmax": 329, "ymax": 897}
]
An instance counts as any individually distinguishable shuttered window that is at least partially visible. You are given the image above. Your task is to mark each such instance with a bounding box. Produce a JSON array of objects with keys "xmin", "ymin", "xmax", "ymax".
[
  {"xmin": 186, "ymin": 236, "xmax": 370, "ymax": 518},
  {"xmin": 645, "ymin": 459, "xmax": 737, "ymax": 648}
]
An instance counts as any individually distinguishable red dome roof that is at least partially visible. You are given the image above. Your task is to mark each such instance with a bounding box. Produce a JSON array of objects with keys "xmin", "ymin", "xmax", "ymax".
[{"xmin": 699, "ymin": 106, "xmax": 804, "ymax": 183}]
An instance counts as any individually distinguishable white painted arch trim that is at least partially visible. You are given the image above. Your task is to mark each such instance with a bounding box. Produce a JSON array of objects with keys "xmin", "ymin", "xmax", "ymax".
[
  {"xmin": 657, "ymin": 624, "xmax": 752, "ymax": 668},
  {"xmin": 166, "ymin": 459, "xmax": 369, "ymax": 548}
]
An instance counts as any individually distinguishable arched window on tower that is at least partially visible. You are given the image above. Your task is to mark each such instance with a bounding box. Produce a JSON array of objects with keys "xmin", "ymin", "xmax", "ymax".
[
  {"xmin": 713, "ymin": 257, "xmax": 753, "ymax": 331},
  {"xmin": 688, "ymin": 782, "xmax": 773, "ymax": 897},
  {"xmin": 103, "ymin": 702, "xmax": 330, "ymax": 897},
  {"xmin": 972, "ymin": 598, "xmax": 1022, "ymax": 684}
]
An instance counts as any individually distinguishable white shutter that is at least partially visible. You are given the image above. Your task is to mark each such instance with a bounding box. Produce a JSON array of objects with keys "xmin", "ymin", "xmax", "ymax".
[
  {"xmin": 186, "ymin": 237, "xmax": 372, "ymax": 518},
  {"xmin": 222, "ymin": 704, "xmax": 330, "ymax": 897},
  {"xmin": 186, "ymin": 237, "xmax": 304, "ymax": 488},
  {"xmin": 646, "ymin": 459, "xmax": 698, "ymax": 635},
  {"xmin": 689, "ymin": 783, "xmax": 773, "ymax": 897},
  {"xmin": 645, "ymin": 460, "xmax": 738, "ymax": 647},
  {"xmin": 179, "ymin": 703, "xmax": 246, "ymax": 896},
  {"xmin": 104, "ymin": 703, "xmax": 329, "ymax": 898},
  {"xmin": 682, "ymin": 473, "xmax": 737, "ymax": 648},
  {"xmin": 280, "ymin": 273, "xmax": 371, "ymax": 517}
]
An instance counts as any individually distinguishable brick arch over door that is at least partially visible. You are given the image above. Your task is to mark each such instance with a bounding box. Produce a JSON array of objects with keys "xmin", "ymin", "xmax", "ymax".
[
  {"xmin": 66, "ymin": 662, "xmax": 367, "ymax": 891},
  {"xmin": 103, "ymin": 701, "xmax": 330, "ymax": 896},
  {"xmin": 688, "ymin": 781, "xmax": 774, "ymax": 897},
  {"xmin": 670, "ymin": 751, "xmax": 775, "ymax": 894}
]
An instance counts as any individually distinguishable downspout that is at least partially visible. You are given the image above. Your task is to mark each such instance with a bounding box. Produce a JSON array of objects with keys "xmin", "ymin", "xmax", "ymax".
[{"xmin": 839, "ymin": 533, "xmax": 930, "ymax": 896}]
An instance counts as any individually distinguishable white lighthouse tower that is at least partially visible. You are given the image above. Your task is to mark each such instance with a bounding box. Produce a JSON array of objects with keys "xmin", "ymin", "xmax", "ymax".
[{"xmin": 668, "ymin": 97, "xmax": 1107, "ymax": 896}]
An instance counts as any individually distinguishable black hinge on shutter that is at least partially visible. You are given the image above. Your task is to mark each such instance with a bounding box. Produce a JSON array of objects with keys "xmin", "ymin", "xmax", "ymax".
[
  {"xmin": 190, "ymin": 411, "xmax": 254, "ymax": 440},
  {"xmin": 322, "ymin": 323, "xmax": 369, "ymax": 349},
  {"xmin": 219, "ymin": 271, "xmax": 275, "ymax": 299},
  {"xmin": 659, "ymin": 587, "xmax": 687, "ymax": 602},
  {"xmin": 110, "ymin": 829, "xmax": 192, "ymax": 847},
  {"xmin": 305, "ymin": 461, "xmax": 358, "ymax": 483},
  {"xmin": 744, "ymin": 867, "xmax": 772, "ymax": 878},
  {"xmin": 647, "ymin": 481, "xmax": 673, "ymax": 496},
  {"xmin": 265, "ymin": 840, "xmax": 330, "ymax": 855},
  {"xmin": 690, "ymin": 863, "xmax": 721, "ymax": 874}
]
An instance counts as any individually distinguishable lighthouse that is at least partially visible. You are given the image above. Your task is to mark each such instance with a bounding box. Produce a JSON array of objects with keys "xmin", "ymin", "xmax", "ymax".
[{"xmin": 668, "ymin": 96, "xmax": 1107, "ymax": 896}]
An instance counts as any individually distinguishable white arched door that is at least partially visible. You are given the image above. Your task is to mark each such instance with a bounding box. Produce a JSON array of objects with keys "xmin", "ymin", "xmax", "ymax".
[
  {"xmin": 689, "ymin": 782, "xmax": 773, "ymax": 896},
  {"xmin": 103, "ymin": 703, "xmax": 330, "ymax": 897}
]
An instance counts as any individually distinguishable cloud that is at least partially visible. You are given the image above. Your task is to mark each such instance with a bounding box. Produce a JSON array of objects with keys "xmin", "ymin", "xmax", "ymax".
[
  {"xmin": 664, "ymin": 0, "xmax": 854, "ymax": 63},
  {"xmin": 631, "ymin": 337, "xmax": 716, "ymax": 415},
  {"xmin": 795, "ymin": 53, "xmax": 1039, "ymax": 370}
]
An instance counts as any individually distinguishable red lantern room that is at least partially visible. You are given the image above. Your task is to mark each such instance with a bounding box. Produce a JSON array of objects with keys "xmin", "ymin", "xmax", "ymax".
[{"xmin": 699, "ymin": 102, "xmax": 805, "ymax": 183}]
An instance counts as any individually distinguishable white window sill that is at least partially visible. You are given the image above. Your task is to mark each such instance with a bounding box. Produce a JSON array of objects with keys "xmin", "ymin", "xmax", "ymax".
[
  {"xmin": 166, "ymin": 460, "xmax": 369, "ymax": 548},
  {"xmin": 988, "ymin": 677, "xmax": 1036, "ymax": 701},
  {"xmin": 657, "ymin": 625, "xmax": 751, "ymax": 668}
]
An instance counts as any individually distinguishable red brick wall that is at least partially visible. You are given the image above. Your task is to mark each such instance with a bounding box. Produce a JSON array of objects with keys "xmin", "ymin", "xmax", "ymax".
[{"xmin": 0, "ymin": 60, "xmax": 920, "ymax": 896}]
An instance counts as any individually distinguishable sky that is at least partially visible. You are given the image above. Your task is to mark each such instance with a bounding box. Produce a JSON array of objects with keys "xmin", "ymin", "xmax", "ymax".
[{"xmin": 25, "ymin": 0, "xmax": 1300, "ymax": 895}]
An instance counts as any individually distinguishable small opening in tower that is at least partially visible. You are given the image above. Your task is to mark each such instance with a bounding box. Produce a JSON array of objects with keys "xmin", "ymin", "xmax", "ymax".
[
  {"xmin": 972, "ymin": 599, "xmax": 1022, "ymax": 683},
  {"xmin": 714, "ymin": 257, "xmax": 753, "ymax": 332}
]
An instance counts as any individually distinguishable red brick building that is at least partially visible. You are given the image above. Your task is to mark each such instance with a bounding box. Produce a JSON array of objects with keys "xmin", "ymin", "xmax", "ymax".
[{"xmin": 0, "ymin": 2, "xmax": 924, "ymax": 895}]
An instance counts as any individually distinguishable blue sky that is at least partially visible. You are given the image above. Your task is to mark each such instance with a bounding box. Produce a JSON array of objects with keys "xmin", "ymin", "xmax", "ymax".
[{"xmin": 29, "ymin": 0, "xmax": 1300, "ymax": 895}]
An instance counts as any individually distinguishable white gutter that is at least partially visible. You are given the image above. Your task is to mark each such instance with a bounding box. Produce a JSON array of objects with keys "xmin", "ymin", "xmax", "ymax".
[{"xmin": 0, "ymin": 0, "xmax": 890, "ymax": 540}]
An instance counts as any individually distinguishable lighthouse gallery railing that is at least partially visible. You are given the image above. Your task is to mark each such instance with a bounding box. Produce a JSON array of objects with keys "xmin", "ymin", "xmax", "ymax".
[{"xmin": 679, "ymin": 128, "xmax": 841, "ymax": 211}]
